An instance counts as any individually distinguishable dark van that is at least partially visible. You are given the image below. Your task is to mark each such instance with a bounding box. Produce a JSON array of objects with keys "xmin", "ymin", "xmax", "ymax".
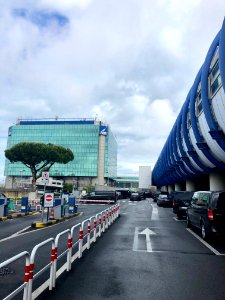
[
  {"xmin": 172, "ymin": 191, "xmax": 194, "ymax": 218},
  {"xmin": 186, "ymin": 191, "xmax": 225, "ymax": 240}
]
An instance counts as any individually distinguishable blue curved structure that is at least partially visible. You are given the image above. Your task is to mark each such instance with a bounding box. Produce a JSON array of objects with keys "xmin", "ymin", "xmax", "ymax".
[{"xmin": 152, "ymin": 20, "xmax": 225, "ymax": 188}]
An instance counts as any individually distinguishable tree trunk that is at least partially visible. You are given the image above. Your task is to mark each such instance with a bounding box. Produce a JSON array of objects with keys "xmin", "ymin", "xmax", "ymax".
[{"xmin": 31, "ymin": 169, "xmax": 37, "ymax": 191}]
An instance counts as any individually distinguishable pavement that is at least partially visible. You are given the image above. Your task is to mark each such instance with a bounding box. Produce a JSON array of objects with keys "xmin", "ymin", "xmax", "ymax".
[{"xmin": 37, "ymin": 199, "xmax": 225, "ymax": 300}]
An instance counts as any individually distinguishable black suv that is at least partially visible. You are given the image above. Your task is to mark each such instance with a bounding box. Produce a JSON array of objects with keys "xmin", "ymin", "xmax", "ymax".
[
  {"xmin": 186, "ymin": 191, "xmax": 225, "ymax": 240},
  {"xmin": 130, "ymin": 192, "xmax": 141, "ymax": 201},
  {"xmin": 172, "ymin": 191, "xmax": 194, "ymax": 218}
]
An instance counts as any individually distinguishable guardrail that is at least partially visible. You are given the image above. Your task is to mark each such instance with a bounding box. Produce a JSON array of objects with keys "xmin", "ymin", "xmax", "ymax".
[{"xmin": 0, "ymin": 203, "xmax": 120, "ymax": 300}]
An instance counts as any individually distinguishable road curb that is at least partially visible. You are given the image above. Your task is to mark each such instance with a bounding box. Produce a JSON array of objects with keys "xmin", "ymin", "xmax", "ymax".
[
  {"xmin": 31, "ymin": 212, "xmax": 81, "ymax": 229},
  {"xmin": 0, "ymin": 211, "xmax": 41, "ymax": 221}
]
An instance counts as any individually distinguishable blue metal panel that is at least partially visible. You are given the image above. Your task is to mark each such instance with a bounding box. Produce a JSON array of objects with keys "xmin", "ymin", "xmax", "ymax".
[
  {"xmin": 201, "ymin": 31, "xmax": 225, "ymax": 151},
  {"xmin": 189, "ymin": 70, "xmax": 224, "ymax": 169},
  {"xmin": 182, "ymin": 93, "xmax": 210, "ymax": 173},
  {"xmin": 176, "ymin": 111, "xmax": 198, "ymax": 175},
  {"xmin": 19, "ymin": 120, "xmax": 95, "ymax": 125},
  {"xmin": 219, "ymin": 18, "xmax": 225, "ymax": 93}
]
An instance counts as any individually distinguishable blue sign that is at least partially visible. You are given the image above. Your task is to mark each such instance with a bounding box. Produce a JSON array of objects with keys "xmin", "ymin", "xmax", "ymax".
[{"xmin": 100, "ymin": 126, "xmax": 108, "ymax": 136}]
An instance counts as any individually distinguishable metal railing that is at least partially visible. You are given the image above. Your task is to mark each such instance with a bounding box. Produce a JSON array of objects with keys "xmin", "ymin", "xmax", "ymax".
[{"xmin": 0, "ymin": 203, "xmax": 120, "ymax": 300}]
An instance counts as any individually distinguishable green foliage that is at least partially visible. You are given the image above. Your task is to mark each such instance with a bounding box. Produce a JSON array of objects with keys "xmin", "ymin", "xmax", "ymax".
[
  {"xmin": 63, "ymin": 183, "xmax": 73, "ymax": 193},
  {"xmin": 5, "ymin": 142, "xmax": 74, "ymax": 168},
  {"xmin": 85, "ymin": 184, "xmax": 94, "ymax": 193},
  {"xmin": 5, "ymin": 142, "xmax": 74, "ymax": 187}
]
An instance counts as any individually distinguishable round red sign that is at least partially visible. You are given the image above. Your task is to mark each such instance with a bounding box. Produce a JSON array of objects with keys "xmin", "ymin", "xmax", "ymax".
[{"xmin": 46, "ymin": 194, "xmax": 53, "ymax": 201}]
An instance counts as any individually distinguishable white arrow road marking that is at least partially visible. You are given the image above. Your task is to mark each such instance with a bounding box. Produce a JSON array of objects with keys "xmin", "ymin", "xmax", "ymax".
[
  {"xmin": 133, "ymin": 227, "xmax": 156, "ymax": 253},
  {"xmin": 139, "ymin": 228, "xmax": 156, "ymax": 252}
]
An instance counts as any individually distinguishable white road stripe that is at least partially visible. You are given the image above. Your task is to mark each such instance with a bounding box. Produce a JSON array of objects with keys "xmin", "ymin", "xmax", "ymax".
[
  {"xmin": 0, "ymin": 226, "xmax": 31, "ymax": 243},
  {"xmin": 132, "ymin": 227, "xmax": 139, "ymax": 251},
  {"xmin": 173, "ymin": 217, "xmax": 185, "ymax": 222},
  {"xmin": 186, "ymin": 228, "xmax": 225, "ymax": 256},
  {"xmin": 151, "ymin": 204, "xmax": 159, "ymax": 220},
  {"xmin": 0, "ymin": 212, "xmax": 84, "ymax": 243}
]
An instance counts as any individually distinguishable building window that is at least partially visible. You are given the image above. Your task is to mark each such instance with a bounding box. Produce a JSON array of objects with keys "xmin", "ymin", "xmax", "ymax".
[
  {"xmin": 187, "ymin": 111, "xmax": 191, "ymax": 129},
  {"xmin": 195, "ymin": 86, "xmax": 203, "ymax": 117},
  {"xmin": 209, "ymin": 59, "xmax": 222, "ymax": 98}
]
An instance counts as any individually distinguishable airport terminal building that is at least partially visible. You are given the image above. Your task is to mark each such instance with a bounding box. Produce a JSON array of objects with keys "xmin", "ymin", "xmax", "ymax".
[
  {"xmin": 4, "ymin": 118, "xmax": 117, "ymax": 190},
  {"xmin": 152, "ymin": 19, "xmax": 225, "ymax": 192}
]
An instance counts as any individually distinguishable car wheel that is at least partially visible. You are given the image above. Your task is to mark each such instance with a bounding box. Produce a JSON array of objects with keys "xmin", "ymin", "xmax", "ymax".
[
  {"xmin": 186, "ymin": 214, "xmax": 191, "ymax": 228},
  {"xmin": 201, "ymin": 221, "xmax": 210, "ymax": 240}
]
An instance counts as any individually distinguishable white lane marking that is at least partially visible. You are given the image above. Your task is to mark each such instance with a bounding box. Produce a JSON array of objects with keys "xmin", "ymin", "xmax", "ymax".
[
  {"xmin": 186, "ymin": 228, "xmax": 225, "ymax": 256},
  {"xmin": 132, "ymin": 227, "xmax": 139, "ymax": 252},
  {"xmin": 0, "ymin": 226, "xmax": 31, "ymax": 243},
  {"xmin": 151, "ymin": 204, "xmax": 159, "ymax": 220},
  {"xmin": 173, "ymin": 217, "xmax": 185, "ymax": 222},
  {"xmin": 0, "ymin": 212, "xmax": 84, "ymax": 243}
]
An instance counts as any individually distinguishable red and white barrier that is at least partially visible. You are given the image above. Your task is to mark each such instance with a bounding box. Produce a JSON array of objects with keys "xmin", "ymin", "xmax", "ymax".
[
  {"xmin": 0, "ymin": 203, "xmax": 120, "ymax": 300},
  {"xmin": 0, "ymin": 251, "xmax": 30, "ymax": 300}
]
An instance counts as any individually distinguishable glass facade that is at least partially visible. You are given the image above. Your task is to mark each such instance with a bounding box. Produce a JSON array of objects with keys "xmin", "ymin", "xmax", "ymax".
[
  {"xmin": 105, "ymin": 127, "xmax": 117, "ymax": 178},
  {"xmin": 4, "ymin": 119, "xmax": 117, "ymax": 179},
  {"xmin": 114, "ymin": 176, "xmax": 139, "ymax": 188}
]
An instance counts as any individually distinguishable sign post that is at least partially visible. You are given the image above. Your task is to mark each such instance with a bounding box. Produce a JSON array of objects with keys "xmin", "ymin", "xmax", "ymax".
[
  {"xmin": 41, "ymin": 172, "xmax": 49, "ymax": 222},
  {"xmin": 44, "ymin": 193, "xmax": 54, "ymax": 222}
]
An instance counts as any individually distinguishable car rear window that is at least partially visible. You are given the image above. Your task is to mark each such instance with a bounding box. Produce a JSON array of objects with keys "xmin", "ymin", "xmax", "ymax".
[
  {"xmin": 174, "ymin": 192, "xmax": 194, "ymax": 200},
  {"xmin": 216, "ymin": 193, "xmax": 225, "ymax": 211},
  {"xmin": 160, "ymin": 195, "xmax": 168, "ymax": 198}
]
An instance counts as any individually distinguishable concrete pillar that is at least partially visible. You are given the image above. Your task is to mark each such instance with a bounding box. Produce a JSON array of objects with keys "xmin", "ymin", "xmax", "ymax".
[
  {"xmin": 97, "ymin": 134, "xmax": 105, "ymax": 186},
  {"xmin": 168, "ymin": 185, "xmax": 174, "ymax": 193},
  {"xmin": 175, "ymin": 183, "xmax": 182, "ymax": 191},
  {"xmin": 160, "ymin": 186, "xmax": 167, "ymax": 192},
  {"xmin": 209, "ymin": 170, "xmax": 225, "ymax": 191},
  {"xmin": 186, "ymin": 180, "xmax": 196, "ymax": 191}
]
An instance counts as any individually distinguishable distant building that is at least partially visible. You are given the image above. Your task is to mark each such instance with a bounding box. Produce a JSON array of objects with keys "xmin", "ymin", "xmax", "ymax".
[
  {"xmin": 114, "ymin": 176, "xmax": 139, "ymax": 189},
  {"xmin": 4, "ymin": 118, "xmax": 117, "ymax": 190},
  {"xmin": 139, "ymin": 166, "xmax": 151, "ymax": 189}
]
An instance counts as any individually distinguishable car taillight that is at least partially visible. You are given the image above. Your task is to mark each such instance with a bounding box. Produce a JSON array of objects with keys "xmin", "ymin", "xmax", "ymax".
[
  {"xmin": 208, "ymin": 209, "xmax": 214, "ymax": 221},
  {"xmin": 173, "ymin": 201, "xmax": 175, "ymax": 206}
]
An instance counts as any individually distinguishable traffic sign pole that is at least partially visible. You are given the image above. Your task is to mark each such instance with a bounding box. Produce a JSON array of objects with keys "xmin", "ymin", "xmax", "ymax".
[
  {"xmin": 47, "ymin": 208, "xmax": 49, "ymax": 222},
  {"xmin": 41, "ymin": 183, "xmax": 47, "ymax": 223}
]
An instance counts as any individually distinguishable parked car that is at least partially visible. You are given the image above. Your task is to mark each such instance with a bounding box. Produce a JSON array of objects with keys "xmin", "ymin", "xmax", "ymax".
[
  {"xmin": 130, "ymin": 192, "xmax": 141, "ymax": 201},
  {"xmin": 186, "ymin": 191, "xmax": 225, "ymax": 240},
  {"xmin": 157, "ymin": 194, "xmax": 172, "ymax": 207},
  {"xmin": 172, "ymin": 191, "xmax": 194, "ymax": 218},
  {"xmin": 153, "ymin": 191, "xmax": 160, "ymax": 202}
]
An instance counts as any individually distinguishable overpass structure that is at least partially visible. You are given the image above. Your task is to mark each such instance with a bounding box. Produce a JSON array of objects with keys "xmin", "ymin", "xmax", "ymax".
[{"xmin": 152, "ymin": 19, "xmax": 225, "ymax": 192}]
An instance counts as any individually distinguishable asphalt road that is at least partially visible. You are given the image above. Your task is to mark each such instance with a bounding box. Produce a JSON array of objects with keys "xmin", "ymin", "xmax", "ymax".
[
  {"xmin": 0, "ymin": 203, "xmax": 113, "ymax": 299},
  {"xmin": 36, "ymin": 199, "xmax": 225, "ymax": 300}
]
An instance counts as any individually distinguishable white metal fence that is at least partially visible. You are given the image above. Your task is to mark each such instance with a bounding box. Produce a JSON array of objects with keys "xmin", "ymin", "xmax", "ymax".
[{"xmin": 0, "ymin": 204, "xmax": 120, "ymax": 300}]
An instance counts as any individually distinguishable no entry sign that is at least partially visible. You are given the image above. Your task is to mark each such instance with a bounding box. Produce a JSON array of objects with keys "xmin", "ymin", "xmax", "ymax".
[{"xmin": 44, "ymin": 193, "xmax": 54, "ymax": 207}]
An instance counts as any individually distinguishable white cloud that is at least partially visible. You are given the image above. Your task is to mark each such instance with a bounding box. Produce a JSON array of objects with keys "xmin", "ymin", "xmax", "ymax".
[
  {"xmin": 40, "ymin": 0, "xmax": 93, "ymax": 10},
  {"xmin": 0, "ymin": 0, "xmax": 225, "ymax": 178}
]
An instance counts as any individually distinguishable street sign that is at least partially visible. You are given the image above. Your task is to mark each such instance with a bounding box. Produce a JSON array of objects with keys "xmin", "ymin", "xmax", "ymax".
[
  {"xmin": 42, "ymin": 171, "xmax": 49, "ymax": 179},
  {"xmin": 99, "ymin": 125, "xmax": 108, "ymax": 136},
  {"xmin": 42, "ymin": 171, "xmax": 49, "ymax": 184},
  {"xmin": 44, "ymin": 193, "xmax": 54, "ymax": 207}
]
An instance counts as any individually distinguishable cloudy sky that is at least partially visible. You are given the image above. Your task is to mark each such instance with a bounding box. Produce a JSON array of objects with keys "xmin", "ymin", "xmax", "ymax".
[{"xmin": 0, "ymin": 0, "xmax": 225, "ymax": 182}]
